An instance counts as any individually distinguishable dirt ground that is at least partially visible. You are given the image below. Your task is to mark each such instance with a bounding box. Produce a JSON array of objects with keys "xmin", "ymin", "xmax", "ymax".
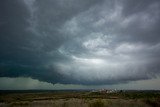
[
  {"xmin": 0, "ymin": 98, "xmax": 152, "ymax": 107},
  {"xmin": 0, "ymin": 91, "xmax": 160, "ymax": 107}
]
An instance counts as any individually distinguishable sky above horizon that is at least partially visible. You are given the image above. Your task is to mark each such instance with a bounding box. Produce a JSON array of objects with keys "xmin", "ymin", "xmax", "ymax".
[{"xmin": 0, "ymin": 0, "xmax": 160, "ymax": 90}]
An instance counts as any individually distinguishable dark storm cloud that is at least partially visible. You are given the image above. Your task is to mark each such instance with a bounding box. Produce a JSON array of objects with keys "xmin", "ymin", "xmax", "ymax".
[
  {"xmin": 118, "ymin": 0, "xmax": 160, "ymax": 44},
  {"xmin": 0, "ymin": 0, "xmax": 160, "ymax": 85},
  {"xmin": 122, "ymin": 0, "xmax": 159, "ymax": 16}
]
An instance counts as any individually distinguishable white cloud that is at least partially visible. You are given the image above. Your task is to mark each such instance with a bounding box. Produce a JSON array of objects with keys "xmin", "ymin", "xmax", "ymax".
[{"xmin": 115, "ymin": 43, "xmax": 146, "ymax": 54}]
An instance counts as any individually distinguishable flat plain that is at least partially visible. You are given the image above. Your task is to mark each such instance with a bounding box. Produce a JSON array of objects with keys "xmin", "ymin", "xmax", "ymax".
[{"xmin": 0, "ymin": 90, "xmax": 160, "ymax": 107}]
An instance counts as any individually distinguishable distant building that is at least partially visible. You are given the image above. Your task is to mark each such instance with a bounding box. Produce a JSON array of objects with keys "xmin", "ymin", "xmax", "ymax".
[{"xmin": 91, "ymin": 89, "xmax": 119, "ymax": 94}]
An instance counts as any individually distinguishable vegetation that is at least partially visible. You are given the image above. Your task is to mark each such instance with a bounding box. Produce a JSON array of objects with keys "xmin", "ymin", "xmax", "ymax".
[
  {"xmin": 89, "ymin": 99, "xmax": 104, "ymax": 107},
  {"xmin": 0, "ymin": 90, "xmax": 160, "ymax": 107}
]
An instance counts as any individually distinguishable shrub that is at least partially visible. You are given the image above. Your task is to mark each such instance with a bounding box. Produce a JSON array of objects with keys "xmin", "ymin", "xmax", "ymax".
[{"xmin": 89, "ymin": 99, "xmax": 104, "ymax": 107}]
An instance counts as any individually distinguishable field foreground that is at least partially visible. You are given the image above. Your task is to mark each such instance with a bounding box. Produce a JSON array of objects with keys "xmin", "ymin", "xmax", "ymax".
[{"xmin": 0, "ymin": 90, "xmax": 160, "ymax": 107}]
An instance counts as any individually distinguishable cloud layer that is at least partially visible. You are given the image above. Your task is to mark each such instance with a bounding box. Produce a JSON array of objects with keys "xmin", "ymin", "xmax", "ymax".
[{"xmin": 0, "ymin": 0, "xmax": 160, "ymax": 86}]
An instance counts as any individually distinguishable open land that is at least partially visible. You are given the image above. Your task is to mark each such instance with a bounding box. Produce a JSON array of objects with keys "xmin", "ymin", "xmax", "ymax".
[{"xmin": 0, "ymin": 90, "xmax": 160, "ymax": 107}]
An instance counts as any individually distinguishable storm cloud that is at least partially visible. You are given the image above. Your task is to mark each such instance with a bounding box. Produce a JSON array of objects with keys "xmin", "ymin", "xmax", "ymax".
[{"xmin": 0, "ymin": 0, "xmax": 160, "ymax": 86}]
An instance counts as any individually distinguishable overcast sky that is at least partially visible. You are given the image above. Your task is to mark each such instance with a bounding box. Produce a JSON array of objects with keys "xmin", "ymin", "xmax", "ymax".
[{"xmin": 0, "ymin": 0, "xmax": 160, "ymax": 90}]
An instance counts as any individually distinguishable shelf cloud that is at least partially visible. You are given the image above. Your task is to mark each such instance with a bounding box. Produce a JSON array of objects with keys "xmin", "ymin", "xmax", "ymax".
[{"xmin": 0, "ymin": 0, "xmax": 160, "ymax": 86}]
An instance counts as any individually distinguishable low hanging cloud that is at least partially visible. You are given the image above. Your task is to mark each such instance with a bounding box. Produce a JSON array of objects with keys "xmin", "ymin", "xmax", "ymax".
[{"xmin": 0, "ymin": 0, "xmax": 160, "ymax": 86}]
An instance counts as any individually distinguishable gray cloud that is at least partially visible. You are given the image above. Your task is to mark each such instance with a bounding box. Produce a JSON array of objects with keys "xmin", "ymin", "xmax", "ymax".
[{"xmin": 0, "ymin": 0, "xmax": 160, "ymax": 86}]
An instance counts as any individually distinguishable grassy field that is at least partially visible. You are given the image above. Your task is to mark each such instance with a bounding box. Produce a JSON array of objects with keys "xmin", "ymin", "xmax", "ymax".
[{"xmin": 0, "ymin": 90, "xmax": 160, "ymax": 107}]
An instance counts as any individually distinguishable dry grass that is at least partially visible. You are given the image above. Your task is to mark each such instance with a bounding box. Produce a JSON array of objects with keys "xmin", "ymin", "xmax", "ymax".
[
  {"xmin": 0, "ymin": 98, "xmax": 156, "ymax": 107},
  {"xmin": 0, "ymin": 91, "xmax": 160, "ymax": 107}
]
